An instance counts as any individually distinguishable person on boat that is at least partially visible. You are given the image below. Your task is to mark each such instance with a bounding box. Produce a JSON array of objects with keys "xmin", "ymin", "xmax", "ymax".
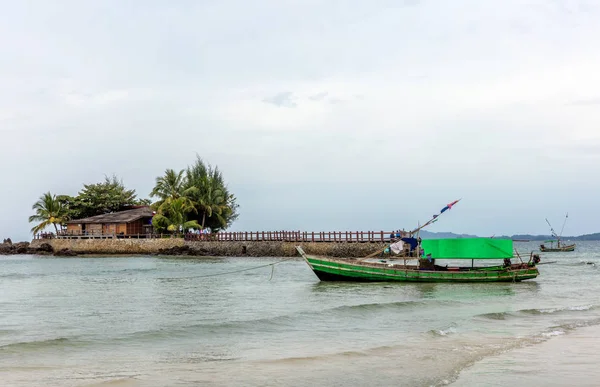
[{"xmin": 503, "ymin": 258, "xmax": 512, "ymax": 267}]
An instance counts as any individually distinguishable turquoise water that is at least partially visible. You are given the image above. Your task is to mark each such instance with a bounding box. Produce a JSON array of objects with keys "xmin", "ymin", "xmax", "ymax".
[{"xmin": 1, "ymin": 241, "xmax": 599, "ymax": 386}]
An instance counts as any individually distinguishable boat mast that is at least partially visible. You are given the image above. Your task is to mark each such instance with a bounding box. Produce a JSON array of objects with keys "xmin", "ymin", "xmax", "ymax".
[
  {"xmin": 559, "ymin": 213, "xmax": 569, "ymax": 240},
  {"xmin": 545, "ymin": 218, "xmax": 560, "ymax": 247}
]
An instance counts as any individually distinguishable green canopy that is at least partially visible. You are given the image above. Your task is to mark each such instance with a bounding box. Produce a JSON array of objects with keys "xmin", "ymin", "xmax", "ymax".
[{"xmin": 421, "ymin": 238, "xmax": 513, "ymax": 259}]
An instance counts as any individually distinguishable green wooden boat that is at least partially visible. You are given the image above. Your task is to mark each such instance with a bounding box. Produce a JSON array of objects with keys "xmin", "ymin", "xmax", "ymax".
[{"xmin": 296, "ymin": 238, "xmax": 541, "ymax": 283}]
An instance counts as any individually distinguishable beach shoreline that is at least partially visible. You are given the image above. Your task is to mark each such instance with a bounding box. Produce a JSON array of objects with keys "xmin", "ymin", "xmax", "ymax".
[{"xmin": 452, "ymin": 324, "xmax": 600, "ymax": 386}]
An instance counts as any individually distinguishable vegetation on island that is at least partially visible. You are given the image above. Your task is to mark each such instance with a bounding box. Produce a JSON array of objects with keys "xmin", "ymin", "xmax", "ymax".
[
  {"xmin": 58, "ymin": 175, "xmax": 150, "ymax": 221},
  {"xmin": 28, "ymin": 157, "xmax": 238, "ymax": 235},
  {"xmin": 28, "ymin": 192, "xmax": 69, "ymax": 234},
  {"xmin": 150, "ymin": 157, "xmax": 238, "ymax": 233}
]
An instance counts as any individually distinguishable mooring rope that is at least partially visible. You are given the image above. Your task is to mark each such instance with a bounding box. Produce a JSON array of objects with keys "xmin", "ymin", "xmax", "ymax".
[{"xmin": 185, "ymin": 256, "xmax": 298, "ymax": 279}]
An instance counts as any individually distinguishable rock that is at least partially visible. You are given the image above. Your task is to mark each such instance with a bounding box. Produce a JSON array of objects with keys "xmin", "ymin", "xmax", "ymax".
[
  {"xmin": 157, "ymin": 245, "xmax": 195, "ymax": 256},
  {"xmin": 27, "ymin": 242, "xmax": 54, "ymax": 255},
  {"xmin": 36, "ymin": 243, "xmax": 54, "ymax": 253},
  {"xmin": 54, "ymin": 248, "xmax": 78, "ymax": 257},
  {"xmin": 14, "ymin": 242, "xmax": 30, "ymax": 254},
  {"xmin": 3, "ymin": 238, "xmax": 12, "ymax": 245},
  {"xmin": 0, "ymin": 243, "xmax": 13, "ymax": 255}
]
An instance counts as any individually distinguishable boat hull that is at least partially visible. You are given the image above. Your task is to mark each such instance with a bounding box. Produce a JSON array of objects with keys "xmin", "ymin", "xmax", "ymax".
[
  {"xmin": 305, "ymin": 256, "xmax": 539, "ymax": 283},
  {"xmin": 540, "ymin": 245, "xmax": 575, "ymax": 252}
]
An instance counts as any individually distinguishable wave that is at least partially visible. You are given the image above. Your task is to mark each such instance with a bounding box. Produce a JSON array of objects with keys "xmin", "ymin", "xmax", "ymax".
[
  {"xmin": 476, "ymin": 304, "xmax": 597, "ymax": 320},
  {"xmin": 520, "ymin": 304, "xmax": 596, "ymax": 315},
  {"xmin": 0, "ymin": 337, "xmax": 83, "ymax": 352},
  {"xmin": 329, "ymin": 300, "xmax": 432, "ymax": 313},
  {"xmin": 266, "ymin": 350, "xmax": 369, "ymax": 364},
  {"xmin": 108, "ymin": 300, "xmax": 450, "ymax": 344},
  {"xmin": 561, "ymin": 261, "xmax": 597, "ymax": 267},
  {"xmin": 428, "ymin": 326, "xmax": 457, "ymax": 337},
  {"xmin": 477, "ymin": 312, "xmax": 508, "ymax": 320},
  {"xmin": 0, "ymin": 273, "xmax": 49, "ymax": 279}
]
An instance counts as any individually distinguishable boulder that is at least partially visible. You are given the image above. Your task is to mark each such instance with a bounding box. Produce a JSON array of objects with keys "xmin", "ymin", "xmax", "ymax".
[
  {"xmin": 13, "ymin": 242, "xmax": 30, "ymax": 254},
  {"xmin": 35, "ymin": 243, "xmax": 54, "ymax": 253},
  {"xmin": 0, "ymin": 243, "xmax": 13, "ymax": 255},
  {"xmin": 54, "ymin": 248, "xmax": 78, "ymax": 257},
  {"xmin": 157, "ymin": 245, "xmax": 195, "ymax": 256}
]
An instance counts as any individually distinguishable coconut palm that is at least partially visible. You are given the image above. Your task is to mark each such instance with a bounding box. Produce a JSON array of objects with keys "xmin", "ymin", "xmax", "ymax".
[
  {"xmin": 183, "ymin": 157, "xmax": 232, "ymax": 230},
  {"xmin": 150, "ymin": 169, "xmax": 185, "ymax": 210},
  {"xmin": 149, "ymin": 156, "xmax": 239, "ymax": 232},
  {"xmin": 151, "ymin": 197, "xmax": 200, "ymax": 233},
  {"xmin": 196, "ymin": 180, "xmax": 227, "ymax": 229},
  {"xmin": 28, "ymin": 192, "xmax": 68, "ymax": 234}
]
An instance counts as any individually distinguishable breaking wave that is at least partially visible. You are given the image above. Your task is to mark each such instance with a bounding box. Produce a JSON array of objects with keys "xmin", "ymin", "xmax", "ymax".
[
  {"xmin": 477, "ymin": 304, "xmax": 597, "ymax": 320},
  {"xmin": 0, "ymin": 337, "xmax": 83, "ymax": 353}
]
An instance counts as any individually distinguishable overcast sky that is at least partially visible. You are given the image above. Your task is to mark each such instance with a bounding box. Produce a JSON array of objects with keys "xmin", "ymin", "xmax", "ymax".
[{"xmin": 2, "ymin": 0, "xmax": 599, "ymax": 241}]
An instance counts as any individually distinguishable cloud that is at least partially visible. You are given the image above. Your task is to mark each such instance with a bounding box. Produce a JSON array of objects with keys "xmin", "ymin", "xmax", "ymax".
[
  {"xmin": 568, "ymin": 97, "xmax": 600, "ymax": 106},
  {"xmin": 262, "ymin": 92, "xmax": 297, "ymax": 108},
  {"xmin": 308, "ymin": 92, "xmax": 329, "ymax": 101},
  {"xmin": 2, "ymin": 0, "xmax": 600, "ymax": 240}
]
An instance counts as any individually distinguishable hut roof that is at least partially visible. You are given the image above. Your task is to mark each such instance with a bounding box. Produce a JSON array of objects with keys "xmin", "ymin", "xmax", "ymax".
[{"xmin": 66, "ymin": 207, "xmax": 154, "ymax": 224}]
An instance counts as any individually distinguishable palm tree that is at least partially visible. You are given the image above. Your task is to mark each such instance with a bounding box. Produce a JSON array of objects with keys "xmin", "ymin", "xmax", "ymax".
[
  {"xmin": 196, "ymin": 178, "xmax": 227, "ymax": 229},
  {"xmin": 150, "ymin": 169, "xmax": 185, "ymax": 210},
  {"xmin": 28, "ymin": 192, "xmax": 68, "ymax": 235},
  {"xmin": 151, "ymin": 197, "xmax": 200, "ymax": 234},
  {"xmin": 150, "ymin": 156, "xmax": 239, "ymax": 232},
  {"xmin": 182, "ymin": 157, "xmax": 233, "ymax": 230}
]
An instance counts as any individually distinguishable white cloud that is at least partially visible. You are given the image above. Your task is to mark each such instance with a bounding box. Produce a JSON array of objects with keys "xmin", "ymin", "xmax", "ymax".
[{"xmin": 1, "ymin": 0, "xmax": 600, "ymax": 240}]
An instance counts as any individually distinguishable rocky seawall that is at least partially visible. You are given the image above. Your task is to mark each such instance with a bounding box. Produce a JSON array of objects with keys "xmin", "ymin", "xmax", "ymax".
[{"xmin": 0, "ymin": 239, "xmax": 390, "ymax": 258}]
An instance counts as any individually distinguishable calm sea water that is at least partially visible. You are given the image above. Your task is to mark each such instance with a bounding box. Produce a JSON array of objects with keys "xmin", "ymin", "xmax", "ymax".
[{"xmin": 1, "ymin": 241, "xmax": 599, "ymax": 386}]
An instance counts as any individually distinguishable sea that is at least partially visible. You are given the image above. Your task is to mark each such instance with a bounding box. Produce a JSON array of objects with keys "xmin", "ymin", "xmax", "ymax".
[{"xmin": 1, "ymin": 241, "xmax": 599, "ymax": 387}]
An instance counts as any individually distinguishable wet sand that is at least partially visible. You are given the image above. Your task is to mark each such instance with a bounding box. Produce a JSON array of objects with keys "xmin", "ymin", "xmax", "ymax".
[{"xmin": 452, "ymin": 324, "xmax": 600, "ymax": 387}]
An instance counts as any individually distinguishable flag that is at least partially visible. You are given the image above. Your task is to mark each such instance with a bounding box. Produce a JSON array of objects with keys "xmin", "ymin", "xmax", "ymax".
[{"xmin": 440, "ymin": 199, "xmax": 460, "ymax": 213}]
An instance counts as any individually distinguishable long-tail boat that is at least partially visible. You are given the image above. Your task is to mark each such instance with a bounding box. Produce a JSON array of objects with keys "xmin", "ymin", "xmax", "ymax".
[
  {"xmin": 296, "ymin": 238, "xmax": 541, "ymax": 283},
  {"xmin": 539, "ymin": 239, "xmax": 575, "ymax": 252},
  {"xmin": 540, "ymin": 215, "xmax": 575, "ymax": 252}
]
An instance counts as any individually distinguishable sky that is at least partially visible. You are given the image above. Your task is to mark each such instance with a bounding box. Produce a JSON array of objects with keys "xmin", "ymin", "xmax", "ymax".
[{"xmin": 1, "ymin": 0, "xmax": 600, "ymax": 241}]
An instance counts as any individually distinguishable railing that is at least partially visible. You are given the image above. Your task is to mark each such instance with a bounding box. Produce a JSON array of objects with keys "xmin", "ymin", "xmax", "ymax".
[
  {"xmin": 185, "ymin": 231, "xmax": 398, "ymax": 243},
  {"xmin": 36, "ymin": 231, "xmax": 402, "ymax": 243},
  {"xmin": 36, "ymin": 232, "xmax": 156, "ymax": 240}
]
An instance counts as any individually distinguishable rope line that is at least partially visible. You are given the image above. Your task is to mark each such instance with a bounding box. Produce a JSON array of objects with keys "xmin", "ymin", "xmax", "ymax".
[{"xmin": 185, "ymin": 256, "xmax": 298, "ymax": 279}]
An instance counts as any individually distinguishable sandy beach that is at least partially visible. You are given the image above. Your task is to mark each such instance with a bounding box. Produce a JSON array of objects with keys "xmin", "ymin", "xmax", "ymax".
[{"xmin": 452, "ymin": 324, "xmax": 600, "ymax": 386}]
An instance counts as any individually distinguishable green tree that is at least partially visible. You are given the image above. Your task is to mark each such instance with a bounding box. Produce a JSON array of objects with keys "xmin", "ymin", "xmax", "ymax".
[
  {"xmin": 69, "ymin": 175, "xmax": 149, "ymax": 219},
  {"xmin": 149, "ymin": 156, "xmax": 239, "ymax": 232},
  {"xmin": 182, "ymin": 156, "xmax": 239, "ymax": 231},
  {"xmin": 28, "ymin": 192, "xmax": 68, "ymax": 234},
  {"xmin": 149, "ymin": 169, "xmax": 185, "ymax": 210},
  {"xmin": 151, "ymin": 197, "xmax": 200, "ymax": 233}
]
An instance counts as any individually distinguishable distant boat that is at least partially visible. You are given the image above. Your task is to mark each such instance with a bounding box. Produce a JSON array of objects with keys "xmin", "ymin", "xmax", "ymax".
[
  {"xmin": 540, "ymin": 214, "xmax": 575, "ymax": 252},
  {"xmin": 296, "ymin": 237, "xmax": 541, "ymax": 283},
  {"xmin": 539, "ymin": 239, "xmax": 576, "ymax": 252}
]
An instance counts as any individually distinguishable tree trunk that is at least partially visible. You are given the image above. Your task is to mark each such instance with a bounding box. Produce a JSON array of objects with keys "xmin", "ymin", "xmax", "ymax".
[
  {"xmin": 201, "ymin": 212, "xmax": 206, "ymax": 229},
  {"xmin": 53, "ymin": 223, "xmax": 58, "ymax": 234}
]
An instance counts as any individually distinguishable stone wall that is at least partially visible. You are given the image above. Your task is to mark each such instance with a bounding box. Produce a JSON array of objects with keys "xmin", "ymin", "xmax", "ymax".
[
  {"xmin": 28, "ymin": 238, "xmax": 388, "ymax": 257},
  {"xmin": 30, "ymin": 238, "xmax": 185, "ymax": 255},
  {"xmin": 184, "ymin": 241, "xmax": 387, "ymax": 257}
]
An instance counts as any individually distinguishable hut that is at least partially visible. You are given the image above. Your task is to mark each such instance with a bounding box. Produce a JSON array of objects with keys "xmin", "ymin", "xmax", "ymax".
[{"xmin": 65, "ymin": 207, "xmax": 155, "ymax": 237}]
